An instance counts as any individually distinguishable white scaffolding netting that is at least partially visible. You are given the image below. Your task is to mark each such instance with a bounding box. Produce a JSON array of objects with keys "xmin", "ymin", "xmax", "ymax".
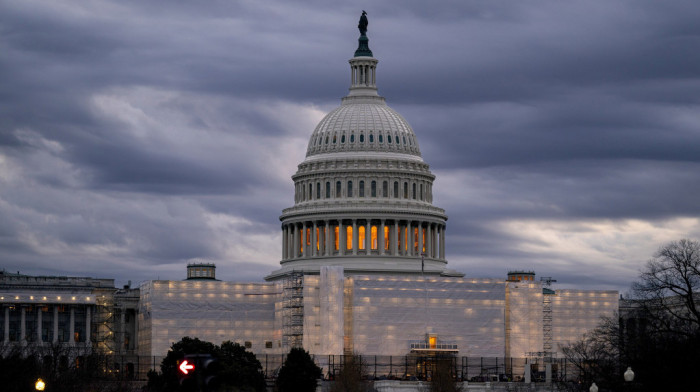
[
  {"xmin": 551, "ymin": 289, "xmax": 619, "ymax": 355},
  {"xmin": 138, "ymin": 280, "xmax": 280, "ymax": 357},
  {"xmin": 505, "ymin": 281, "xmax": 543, "ymax": 358},
  {"xmin": 344, "ymin": 276, "xmax": 506, "ymax": 358}
]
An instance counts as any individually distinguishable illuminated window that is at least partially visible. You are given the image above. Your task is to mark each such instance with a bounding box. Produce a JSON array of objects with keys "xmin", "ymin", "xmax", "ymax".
[
  {"xmin": 371, "ymin": 181, "xmax": 376, "ymax": 197},
  {"xmin": 307, "ymin": 228, "xmax": 311, "ymax": 245},
  {"xmin": 371, "ymin": 226, "xmax": 378, "ymax": 249},
  {"xmin": 429, "ymin": 336, "xmax": 437, "ymax": 349},
  {"xmin": 347, "ymin": 181, "xmax": 353, "ymax": 197},
  {"xmin": 334, "ymin": 226, "xmax": 339, "ymax": 250},
  {"xmin": 414, "ymin": 228, "xmax": 419, "ymax": 252},
  {"xmin": 359, "ymin": 181, "xmax": 365, "ymax": 197},
  {"xmin": 300, "ymin": 232, "xmax": 304, "ymax": 254},
  {"xmin": 384, "ymin": 226, "xmax": 390, "ymax": 250},
  {"xmin": 359, "ymin": 226, "xmax": 366, "ymax": 250},
  {"xmin": 398, "ymin": 226, "xmax": 402, "ymax": 250},
  {"xmin": 394, "ymin": 182, "xmax": 399, "ymax": 198},
  {"xmin": 423, "ymin": 229, "xmax": 426, "ymax": 252},
  {"xmin": 326, "ymin": 182, "xmax": 330, "ymax": 198},
  {"xmin": 382, "ymin": 181, "xmax": 388, "ymax": 197},
  {"xmin": 404, "ymin": 227, "xmax": 409, "ymax": 251},
  {"xmin": 346, "ymin": 226, "xmax": 353, "ymax": 250},
  {"xmin": 336, "ymin": 181, "xmax": 341, "ymax": 198},
  {"xmin": 316, "ymin": 227, "xmax": 320, "ymax": 250}
]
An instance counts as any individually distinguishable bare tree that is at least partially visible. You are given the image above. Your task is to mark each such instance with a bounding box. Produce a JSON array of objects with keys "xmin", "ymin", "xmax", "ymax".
[
  {"xmin": 429, "ymin": 357, "xmax": 460, "ymax": 392},
  {"xmin": 632, "ymin": 238, "xmax": 700, "ymax": 336},
  {"xmin": 330, "ymin": 354, "xmax": 371, "ymax": 392}
]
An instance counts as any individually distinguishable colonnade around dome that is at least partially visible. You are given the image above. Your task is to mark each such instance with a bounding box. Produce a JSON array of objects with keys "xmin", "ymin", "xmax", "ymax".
[
  {"xmin": 281, "ymin": 219, "xmax": 446, "ymax": 262},
  {"xmin": 294, "ymin": 177, "xmax": 434, "ymax": 204}
]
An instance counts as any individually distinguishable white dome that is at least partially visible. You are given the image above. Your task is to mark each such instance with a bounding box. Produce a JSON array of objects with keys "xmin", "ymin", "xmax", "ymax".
[{"xmin": 306, "ymin": 97, "xmax": 421, "ymax": 158}]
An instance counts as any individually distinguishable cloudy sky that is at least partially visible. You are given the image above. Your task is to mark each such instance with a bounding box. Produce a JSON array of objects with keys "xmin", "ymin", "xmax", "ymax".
[{"xmin": 1, "ymin": 0, "xmax": 699, "ymax": 292}]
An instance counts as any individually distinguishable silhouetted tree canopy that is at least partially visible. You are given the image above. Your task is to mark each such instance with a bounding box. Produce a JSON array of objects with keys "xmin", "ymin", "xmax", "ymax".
[{"xmin": 276, "ymin": 347, "xmax": 322, "ymax": 392}]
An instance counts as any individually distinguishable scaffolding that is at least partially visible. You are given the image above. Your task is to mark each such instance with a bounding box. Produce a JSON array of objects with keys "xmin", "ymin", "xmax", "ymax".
[
  {"xmin": 94, "ymin": 290, "xmax": 116, "ymax": 354},
  {"xmin": 282, "ymin": 272, "xmax": 304, "ymax": 349},
  {"xmin": 541, "ymin": 277, "xmax": 556, "ymax": 356}
]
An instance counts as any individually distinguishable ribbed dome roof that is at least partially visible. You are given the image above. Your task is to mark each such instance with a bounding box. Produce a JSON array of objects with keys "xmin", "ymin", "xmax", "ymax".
[{"xmin": 305, "ymin": 98, "xmax": 421, "ymax": 158}]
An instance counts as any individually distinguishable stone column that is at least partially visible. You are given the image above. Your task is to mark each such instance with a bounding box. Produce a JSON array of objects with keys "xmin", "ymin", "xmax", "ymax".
[
  {"xmin": 379, "ymin": 219, "xmax": 386, "ymax": 255},
  {"xmin": 294, "ymin": 224, "xmax": 300, "ymax": 258},
  {"xmin": 392, "ymin": 221, "xmax": 399, "ymax": 256},
  {"xmin": 85, "ymin": 306, "xmax": 91, "ymax": 344},
  {"xmin": 352, "ymin": 220, "xmax": 358, "ymax": 255},
  {"xmin": 324, "ymin": 220, "xmax": 330, "ymax": 256},
  {"xmin": 20, "ymin": 306, "xmax": 26, "ymax": 342},
  {"xmin": 365, "ymin": 221, "xmax": 371, "ymax": 252},
  {"xmin": 53, "ymin": 306, "xmax": 58, "ymax": 343},
  {"xmin": 440, "ymin": 225, "xmax": 446, "ymax": 259},
  {"xmin": 4, "ymin": 307, "xmax": 9, "ymax": 342},
  {"xmin": 37, "ymin": 307, "xmax": 43, "ymax": 343},
  {"xmin": 339, "ymin": 220, "xmax": 345, "ymax": 255},
  {"xmin": 282, "ymin": 225, "xmax": 288, "ymax": 260},
  {"xmin": 301, "ymin": 222, "xmax": 307, "ymax": 257},
  {"xmin": 311, "ymin": 221, "xmax": 317, "ymax": 257},
  {"xmin": 69, "ymin": 307, "xmax": 75, "ymax": 345},
  {"xmin": 121, "ymin": 311, "xmax": 126, "ymax": 351},
  {"xmin": 426, "ymin": 224, "xmax": 432, "ymax": 258}
]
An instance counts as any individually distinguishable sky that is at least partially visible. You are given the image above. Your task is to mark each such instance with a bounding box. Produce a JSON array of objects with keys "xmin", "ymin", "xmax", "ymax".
[{"xmin": 1, "ymin": 0, "xmax": 699, "ymax": 292}]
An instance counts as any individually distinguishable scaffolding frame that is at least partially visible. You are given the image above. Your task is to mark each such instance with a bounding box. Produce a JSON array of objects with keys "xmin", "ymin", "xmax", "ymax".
[{"xmin": 282, "ymin": 272, "xmax": 304, "ymax": 349}]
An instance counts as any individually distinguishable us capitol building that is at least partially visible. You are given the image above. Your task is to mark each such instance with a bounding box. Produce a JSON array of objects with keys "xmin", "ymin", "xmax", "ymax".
[{"xmin": 1, "ymin": 14, "xmax": 617, "ymax": 380}]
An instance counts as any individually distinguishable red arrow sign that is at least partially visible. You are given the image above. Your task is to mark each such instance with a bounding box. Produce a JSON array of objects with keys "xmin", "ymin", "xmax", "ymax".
[{"xmin": 179, "ymin": 360, "xmax": 195, "ymax": 374}]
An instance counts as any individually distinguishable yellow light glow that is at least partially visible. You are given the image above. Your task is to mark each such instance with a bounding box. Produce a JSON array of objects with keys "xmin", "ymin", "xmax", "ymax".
[
  {"xmin": 35, "ymin": 378, "xmax": 46, "ymax": 391},
  {"xmin": 371, "ymin": 225, "xmax": 378, "ymax": 250},
  {"xmin": 359, "ymin": 226, "xmax": 366, "ymax": 250},
  {"xmin": 346, "ymin": 226, "xmax": 353, "ymax": 250}
]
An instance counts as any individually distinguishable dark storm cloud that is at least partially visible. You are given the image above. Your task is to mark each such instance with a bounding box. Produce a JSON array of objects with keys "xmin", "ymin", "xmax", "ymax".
[{"xmin": 1, "ymin": 0, "xmax": 699, "ymax": 290}]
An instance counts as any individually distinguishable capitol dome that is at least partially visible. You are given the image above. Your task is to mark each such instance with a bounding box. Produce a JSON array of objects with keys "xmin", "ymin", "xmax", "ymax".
[{"xmin": 265, "ymin": 17, "xmax": 462, "ymax": 280}]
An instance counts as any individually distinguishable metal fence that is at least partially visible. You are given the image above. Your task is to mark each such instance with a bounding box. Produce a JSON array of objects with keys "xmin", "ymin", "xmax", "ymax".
[{"xmin": 119, "ymin": 354, "xmax": 575, "ymax": 383}]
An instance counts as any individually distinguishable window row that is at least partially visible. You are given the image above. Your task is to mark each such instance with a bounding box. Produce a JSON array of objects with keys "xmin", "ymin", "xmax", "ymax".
[
  {"xmin": 295, "ymin": 179, "xmax": 432, "ymax": 203},
  {"xmin": 311, "ymin": 131, "xmax": 417, "ymax": 148}
]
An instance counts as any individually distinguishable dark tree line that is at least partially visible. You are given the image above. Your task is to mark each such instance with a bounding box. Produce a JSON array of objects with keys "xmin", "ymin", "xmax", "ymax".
[{"xmin": 561, "ymin": 239, "xmax": 700, "ymax": 391}]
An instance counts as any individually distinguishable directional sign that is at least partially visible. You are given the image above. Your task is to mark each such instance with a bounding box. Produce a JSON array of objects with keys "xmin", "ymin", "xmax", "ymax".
[{"xmin": 179, "ymin": 359, "xmax": 195, "ymax": 375}]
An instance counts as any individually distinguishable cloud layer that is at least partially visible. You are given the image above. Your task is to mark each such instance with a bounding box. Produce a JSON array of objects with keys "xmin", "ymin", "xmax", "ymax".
[{"xmin": 1, "ymin": 0, "xmax": 699, "ymax": 291}]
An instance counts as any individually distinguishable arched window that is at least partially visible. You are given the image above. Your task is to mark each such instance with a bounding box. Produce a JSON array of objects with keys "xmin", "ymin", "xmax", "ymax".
[
  {"xmin": 347, "ymin": 181, "xmax": 353, "ymax": 197},
  {"xmin": 396, "ymin": 135, "xmax": 400, "ymax": 145},
  {"xmin": 420, "ymin": 184, "xmax": 423, "ymax": 200},
  {"xmin": 360, "ymin": 134, "xmax": 365, "ymax": 143},
  {"xmin": 325, "ymin": 136, "xmax": 329, "ymax": 144},
  {"xmin": 350, "ymin": 134, "xmax": 355, "ymax": 143},
  {"xmin": 379, "ymin": 134, "xmax": 383, "ymax": 143},
  {"xmin": 412, "ymin": 183, "xmax": 416, "ymax": 199},
  {"xmin": 382, "ymin": 181, "xmax": 388, "ymax": 197},
  {"xmin": 359, "ymin": 181, "xmax": 365, "ymax": 197},
  {"xmin": 336, "ymin": 181, "xmax": 341, "ymax": 198},
  {"xmin": 403, "ymin": 182, "xmax": 408, "ymax": 199},
  {"xmin": 326, "ymin": 182, "xmax": 331, "ymax": 198},
  {"xmin": 371, "ymin": 181, "xmax": 376, "ymax": 197},
  {"xmin": 341, "ymin": 134, "xmax": 345, "ymax": 143},
  {"xmin": 394, "ymin": 181, "xmax": 399, "ymax": 198},
  {"xmin": 316, "ymin": 182, "xmax": 320, "ymax": 199},
  {"xmin": 403, "ymin": 136, "xmax": 407, "ymax": 144},
  {"xmin": 303, "ymin": 184, "xmax": 306, "ymax": 200},
  {"xmin": 333, "ymin": 135, "xmax": 337, "ymax": 144},
  {"xmin": 369, "ymin": 134, "xmax": 374, "ymax": 143},
  {"xmin": 310, "ymin": 184, "xmax": 313, "ymax": 200},
  {"xmin": 359, "ymin": 226, "xmax": 366, "ymax": 250},
  {"xmin": 388, "ymin": 135, "xmax": 392, "ymax": 144}
]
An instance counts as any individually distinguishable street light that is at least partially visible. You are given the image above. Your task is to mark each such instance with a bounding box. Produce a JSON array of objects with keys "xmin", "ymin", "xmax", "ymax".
[
  {"xmin": 624, "ymin": 367, "xmax": 635, "ymax": 382},
  {"xmin": 589, "ymin": 382, "xmax": 598, "ymax": 392},
  {"xmin": 35, "ymin": 378, "xmax": 46, "ymax": 391}
]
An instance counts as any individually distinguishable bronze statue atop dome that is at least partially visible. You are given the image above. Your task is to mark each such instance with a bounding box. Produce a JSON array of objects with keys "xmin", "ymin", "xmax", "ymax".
[{"xmin": 358, "ymin": 11, "xmax": 368, "ymax": 36}]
